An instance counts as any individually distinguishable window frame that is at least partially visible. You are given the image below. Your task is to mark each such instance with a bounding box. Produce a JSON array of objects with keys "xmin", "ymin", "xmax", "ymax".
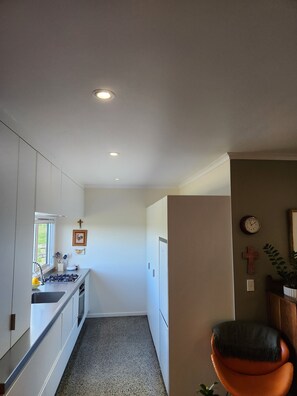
[{"xmin": 33, "ymin": 217, "xmax": 55, "ymax": 273}]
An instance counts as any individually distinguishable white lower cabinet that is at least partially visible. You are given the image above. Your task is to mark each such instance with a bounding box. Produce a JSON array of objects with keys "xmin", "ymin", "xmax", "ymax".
[
  {"xmin": 61, "ymin": 295, "xmax": 74, "ymax": 346},
  {"xmin": 6, "ymin": 316, "xmax": 62, "ymax": 396},
  {"xmin": 42, "ymin": 290, "xmax": 79, "ymax": 396},
  {"xmin": 6, "ymin": 283, "xmax": 86, "ymax": 396}
]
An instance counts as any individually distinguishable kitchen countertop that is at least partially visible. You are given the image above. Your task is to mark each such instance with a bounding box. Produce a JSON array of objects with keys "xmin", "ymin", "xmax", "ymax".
[{"xmin": 0, "ymin": 268, "xmax": 90, "ymax": 394}]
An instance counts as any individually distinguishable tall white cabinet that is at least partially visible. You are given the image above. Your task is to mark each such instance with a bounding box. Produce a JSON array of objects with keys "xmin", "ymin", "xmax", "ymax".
[
  {"xmin": 0, "ymin": 125, "xmax": 19, "ymax": 358},
  {"xmin": 11, "ymin": 140, "xmax": 36, "ymax": 346},
  {"xmin": 146, "ymin": 195, "xmax": 235, "ymax": 396},
  {"xmin": 0, "ymin": 124, "xmax": 36, "ymax": 358},
  {"xmin": 146, "ymin": 197, "xmax": 167, "ymax": 357}
]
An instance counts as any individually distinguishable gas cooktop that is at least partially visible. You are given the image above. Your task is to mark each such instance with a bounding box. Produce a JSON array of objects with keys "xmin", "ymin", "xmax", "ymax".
[{"xmin": 44, "ymin": 273, "xmax": 80, "ymax": 283}]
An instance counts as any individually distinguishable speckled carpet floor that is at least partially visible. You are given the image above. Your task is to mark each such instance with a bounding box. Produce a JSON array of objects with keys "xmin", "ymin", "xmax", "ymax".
[{"xmin": 55, "ymin": 316, "xmax": 167, "ymax": 396}]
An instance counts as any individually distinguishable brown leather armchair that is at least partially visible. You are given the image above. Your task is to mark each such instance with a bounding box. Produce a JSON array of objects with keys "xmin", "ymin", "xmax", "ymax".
[{"xmin": 211, "ymin": 333, "xmax": 294, "ymax": 396}]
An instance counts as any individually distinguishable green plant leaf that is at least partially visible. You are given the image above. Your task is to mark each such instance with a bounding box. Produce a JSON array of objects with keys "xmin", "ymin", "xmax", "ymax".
[{"xmin": 263, "ymin": 243, "xmax": 297, "ymax": 286}]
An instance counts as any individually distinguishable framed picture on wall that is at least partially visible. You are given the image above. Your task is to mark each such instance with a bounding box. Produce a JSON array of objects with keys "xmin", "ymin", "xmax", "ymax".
[{"xmin": 72, "ymin": 230, "xmax": 88, "ymax": 246}]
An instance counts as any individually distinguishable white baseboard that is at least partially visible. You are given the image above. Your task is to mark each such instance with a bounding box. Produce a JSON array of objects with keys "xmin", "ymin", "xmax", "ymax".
[{"xmin": 87, "ymin": 311, "xmax": 147, "ymax": 318}]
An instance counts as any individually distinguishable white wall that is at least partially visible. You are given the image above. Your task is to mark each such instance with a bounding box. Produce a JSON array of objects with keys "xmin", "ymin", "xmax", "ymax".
[
  {"xmin": 179, "ymin": 156, "xmax": 231, "ymax": 195},
  {"xmin": 56, "ymin": 187, "xmax": 177, "ymax": 317}
]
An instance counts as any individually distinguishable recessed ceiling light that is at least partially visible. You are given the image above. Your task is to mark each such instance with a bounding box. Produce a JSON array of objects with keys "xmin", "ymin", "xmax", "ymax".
[
  {"xmin": 109, "ymin": 152, "xmax": 119, "ymax": 157},
  {"xmin": 114, "ymin": 178, "xmax": 120, "ymax": 181},
  {"xmin": 93, "ymin": 89, "xmax": 115, "ymax": 101}
]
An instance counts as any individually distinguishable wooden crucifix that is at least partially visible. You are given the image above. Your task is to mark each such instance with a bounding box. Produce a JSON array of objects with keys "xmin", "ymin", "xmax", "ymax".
[
  {"xmin": 77, "ymin": 219, "xmax": 83, "ymax": 229},
  {"xmin": 242, "ymin": 246, "xmax": 259, "ymax": 275}
]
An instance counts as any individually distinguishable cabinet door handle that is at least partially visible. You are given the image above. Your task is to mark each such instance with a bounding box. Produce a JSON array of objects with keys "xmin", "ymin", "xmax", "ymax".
[
  {"xmin": 152, "ymin": 269, "xmax": 155, "ymax": 277},
  {"xmin": 10, "ymin": 314, "xmax": 16, "ymax": 331},
  {"xmin": 148, "ymin": 262, "xmax": 150, "ymax": 270}
]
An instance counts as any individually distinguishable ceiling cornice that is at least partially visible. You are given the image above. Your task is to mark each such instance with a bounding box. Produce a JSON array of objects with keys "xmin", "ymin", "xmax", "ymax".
[
  {"xmin": 179, "ymin": 153, "xmax": 230, "ymax": 189},
  {"xmin": 228, "ymin": 152, "xmax": 297, "ymax": 161}
]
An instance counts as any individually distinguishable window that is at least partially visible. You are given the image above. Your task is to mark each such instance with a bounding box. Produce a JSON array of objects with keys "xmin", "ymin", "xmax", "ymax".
[{"xmin": 33, "ymin": 218, "xmax": 55, "ymax": 271}]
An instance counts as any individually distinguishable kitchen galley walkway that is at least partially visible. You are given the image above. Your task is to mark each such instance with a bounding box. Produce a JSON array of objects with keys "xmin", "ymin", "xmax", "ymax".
[{"xmin": 56, "ymin": 316, "xmax": 167, "ymax": 396}]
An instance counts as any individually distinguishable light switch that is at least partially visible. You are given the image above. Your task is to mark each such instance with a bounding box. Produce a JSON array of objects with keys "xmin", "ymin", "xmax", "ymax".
[{"xmin": 247, "ymin": 279, "xmax": 255, "ymax": 292}]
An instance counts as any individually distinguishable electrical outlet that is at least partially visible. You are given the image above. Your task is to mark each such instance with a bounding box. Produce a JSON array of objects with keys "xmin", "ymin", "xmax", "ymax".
[{"xmin": 247, "ymin": 279, "xmax": 255, "ymax": 292}]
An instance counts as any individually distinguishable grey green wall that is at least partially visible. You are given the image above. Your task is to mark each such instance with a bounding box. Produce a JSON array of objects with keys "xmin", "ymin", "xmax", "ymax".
[{"xmin": 230, "ymin": 160, "xmax": 297, "ymax": 322}]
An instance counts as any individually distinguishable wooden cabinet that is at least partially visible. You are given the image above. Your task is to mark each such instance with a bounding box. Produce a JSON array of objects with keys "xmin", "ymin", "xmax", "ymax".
[
  {"xmin": 267, "ymin": 291, "xmax": 297, "ymax": 356},
  {"xmin": 146, "ymin": 195, "xmax": 235, "ymax": 396},
  {"xmin": 0, "ymin": 125, "xmax": 36, "ymax": 358},
  {"xmin": 36, "ymin": 153, "xmax": 61, "ymax": 215}
]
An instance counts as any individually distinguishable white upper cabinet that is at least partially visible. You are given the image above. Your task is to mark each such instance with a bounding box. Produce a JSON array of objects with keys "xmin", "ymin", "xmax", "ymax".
[
  {"xmin": 11, "ymin": 140, "xmax": 36, "ymax": 346},
  {"xmin": 50, "ymin": 164, "xmax": 62, "ymax": 215},
  {"xmin": 61, "ymin": 172, "xmax": 84, "ymax": 218},
  {"xmin": 36, "ymin": 155, "xmax": 84, "ymax": 217},
  {"xmin": 35, "ymin": 153, "xmax": 51, "ymax": 213},
  {"xmin": 35, "ymin": 154, "xmax": 61, "ymax": 215},
  {"xmin": 0, "ymin": 123, "xmax": 18, "ymax": 358}
]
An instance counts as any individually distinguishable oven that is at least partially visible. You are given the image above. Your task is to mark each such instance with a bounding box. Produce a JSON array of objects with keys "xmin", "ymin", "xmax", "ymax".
[{"xmin": 78, "ymin": 281, "xmax": 85, "ymax": 326}]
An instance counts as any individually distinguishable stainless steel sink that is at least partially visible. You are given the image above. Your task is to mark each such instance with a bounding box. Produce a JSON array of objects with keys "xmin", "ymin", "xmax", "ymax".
[{"xmin": 31, "ymin": 291, "xmax": 65, "ymax": 304}]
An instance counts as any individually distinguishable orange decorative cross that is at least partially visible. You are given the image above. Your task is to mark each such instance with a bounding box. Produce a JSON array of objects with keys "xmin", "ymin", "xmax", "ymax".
[{"xmin": 242, "ymin": 246, "xmax": 259, "ymax": 275}]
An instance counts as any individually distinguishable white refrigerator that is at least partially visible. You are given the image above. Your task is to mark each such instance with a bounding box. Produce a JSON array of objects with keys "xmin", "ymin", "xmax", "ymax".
[{"xmin": 159, "ymin": 238, "xmax": 169, "ymax": 393}]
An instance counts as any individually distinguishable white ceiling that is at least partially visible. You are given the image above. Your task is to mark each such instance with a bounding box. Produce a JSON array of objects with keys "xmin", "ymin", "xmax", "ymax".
[{"xmin": 0, "ymin": 0, "xmax": 297, "ymax": 188}]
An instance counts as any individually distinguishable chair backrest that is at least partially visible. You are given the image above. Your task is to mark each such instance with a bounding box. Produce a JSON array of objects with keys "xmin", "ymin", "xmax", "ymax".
[{"xmin": 211, "ymin": 334, "xmax": 289, "ymax": 375}]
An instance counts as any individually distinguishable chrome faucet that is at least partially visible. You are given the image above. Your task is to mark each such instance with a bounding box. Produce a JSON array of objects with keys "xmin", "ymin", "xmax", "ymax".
[{"xmin": 33, "ymin": 261, "xmax": 45, "ymax": 285}]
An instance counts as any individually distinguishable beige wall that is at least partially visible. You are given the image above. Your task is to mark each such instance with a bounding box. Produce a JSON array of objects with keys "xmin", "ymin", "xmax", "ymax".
[
  {"xmin": 168, "ymin": 196, "xmax": 234, "ymax": 395},
  {"xmin": 230, "ymin": 160, "xmax": 297, "ymax": 321}
]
